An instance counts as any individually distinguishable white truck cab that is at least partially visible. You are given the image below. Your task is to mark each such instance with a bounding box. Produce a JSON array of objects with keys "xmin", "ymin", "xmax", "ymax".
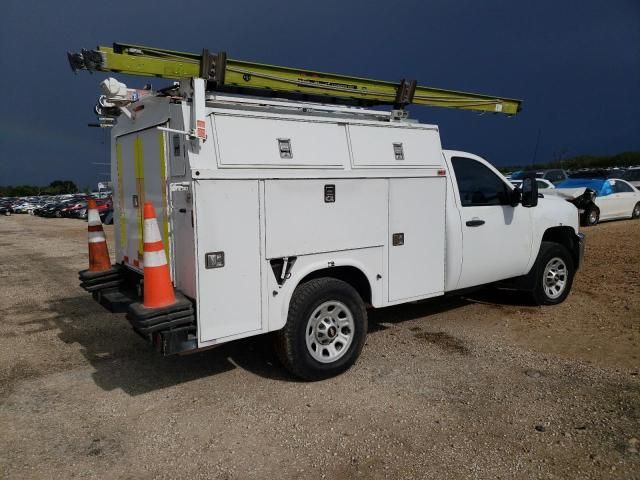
[{"xmin": 80, "ymin": 86, "xmax": 584, "ymax": 380}]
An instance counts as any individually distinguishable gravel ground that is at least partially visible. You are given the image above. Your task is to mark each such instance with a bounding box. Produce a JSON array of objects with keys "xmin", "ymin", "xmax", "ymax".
[{"xmin": 0, "ymin": 214, "xmax": 638, "ymax": 479}]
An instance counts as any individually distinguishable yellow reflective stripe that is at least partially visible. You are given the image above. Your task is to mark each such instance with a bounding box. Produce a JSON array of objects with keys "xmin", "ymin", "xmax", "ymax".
[
  {"xmin": 116, "ymin": 142, "xmax": 127, "ymax": 250},
  {"xmin": 158, "ymin": 132, "xmax": 170, "ymax": 260},
  {"xmin": 134, "ymin": 136, "xmax": 145, "ymax": 260}
]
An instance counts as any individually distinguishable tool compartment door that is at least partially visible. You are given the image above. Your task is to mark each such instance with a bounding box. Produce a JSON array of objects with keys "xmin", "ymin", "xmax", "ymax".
[
  {"xmin": 388, "ymin": 177, "xmax": 446, "ymax": 301},
  {"xmin": 115, "ymin": 127, "xmax": 170, "ymax": 271},
  {"xmin": 194, "ymin": 180, "xmax": 262, "ymax": 342}
]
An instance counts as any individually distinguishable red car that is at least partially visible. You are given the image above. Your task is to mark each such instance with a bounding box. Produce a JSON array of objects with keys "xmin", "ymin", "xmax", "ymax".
[{"xmin": 95, "ymin": 198, "xmax": 112, "ymax": 212}]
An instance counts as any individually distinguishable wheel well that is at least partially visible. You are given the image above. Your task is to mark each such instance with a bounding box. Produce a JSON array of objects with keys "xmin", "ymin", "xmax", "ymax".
[
  {"xmin": 541, "ymin": 226, "xmax": 579, "ymax": 266},
  {"xmin": 299, "ymin": 266, "xmax": 372, "ymax": 305}
]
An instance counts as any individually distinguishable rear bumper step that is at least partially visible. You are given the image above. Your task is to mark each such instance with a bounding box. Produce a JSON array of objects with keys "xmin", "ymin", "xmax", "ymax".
[
  {"xmin": 127, "ymin": 294, "xmax": 197, "ymax": 355},
  {"xmin": 78, "ymin": 266, "xmax": 124, "ymax": 292},
  {"xmin": 78, "ymin": 264, "xmax": 197, "ymax": 356}
]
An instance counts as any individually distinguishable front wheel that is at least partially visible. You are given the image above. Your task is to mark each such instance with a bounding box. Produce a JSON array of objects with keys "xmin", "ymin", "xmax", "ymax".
[
  {"xmin": 582, "ymin": 206, "xmax": 599, "ymax": 226},
  {"xmin": 275, "ymin": 278, "xmax": 367, "ymax": 381},
  {"xmin": 530, "ymin": 241, "xmax": 576, "ymax": 305},
  {"xmin": 632, "ymin": 202, "xmax": 640, "ymax": 219}
]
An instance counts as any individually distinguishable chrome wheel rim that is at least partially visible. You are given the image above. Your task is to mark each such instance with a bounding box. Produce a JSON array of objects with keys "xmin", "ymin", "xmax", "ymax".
[
  {"xmin": 634, "ymin": 205, "xmax": 640, "ymax": 217},
  {"xmin": 589, "ymin": 210, "xmax": 598, "ymax": 224},
  {"xmin": 305, "ymin": 301, "xmax": 354, "ymax": 364},
  {"xmin": 543, "ymin": 257, "xmax": 568, "ymax": 299}
]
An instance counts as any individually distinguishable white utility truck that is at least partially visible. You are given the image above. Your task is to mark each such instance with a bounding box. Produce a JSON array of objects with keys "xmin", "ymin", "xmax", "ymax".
[{"xmin": 71, "ymin": 43, "xmax": 584, "ymax": 379}]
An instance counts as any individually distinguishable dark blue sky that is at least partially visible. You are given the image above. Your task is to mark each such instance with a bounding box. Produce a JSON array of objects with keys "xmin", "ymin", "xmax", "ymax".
[{"xmin": 1, "ymin": 0, "xmax": 638, "ymax": 188}]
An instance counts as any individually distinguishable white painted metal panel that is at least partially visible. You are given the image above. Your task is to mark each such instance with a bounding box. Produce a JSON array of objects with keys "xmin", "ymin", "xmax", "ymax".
[
  {"xmin": 349, "ymin": 125, "xmax": 443, "ymax": 167},
  {"xmin": 114, "ymin": 133, "xmax": 142, "ymax": 268},
  {"xmin": 195, "ymin": 180, "xmax": 262, "ymax": 341},
  {"xmin": 265, "ymin": 179, "xmax": 387, "ymax": 258},
  {"xmin": 114, "ymin": 128, "xmax": 169, "ymax": 271},
  {"xmin": 388, "ymin": 177, "xmax": 446, "ymax": 301},
  {"xmin": 213, "ymin": 115, "xmax": 348, "ymax": 167},
  {"xmin": 140, "ymin": 128, "xmax": 170, "ymax": 264}
]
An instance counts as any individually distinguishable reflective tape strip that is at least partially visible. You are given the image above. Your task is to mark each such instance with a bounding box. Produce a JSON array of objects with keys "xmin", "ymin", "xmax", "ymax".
[
  {"xmin": 116, "ymin": 142, "xmax": 127, "ymax": 249},
  {"xmin": 143, "ymin": 249, "xmax": 167, "ymax": 267},
  {"xmin": 134, "ymin": 136, "xmax": 145, "ymax": 258},
  {"xmin": 143, "ymin": 240, "xmax": 164, "ymax": 252},
  {"xmin": 143, "ymin": 218, "xmax": 162, "ymax": 243},
  {"xmin": 158, "ymin": 132, "xmax": 170, "ymax": 260},
  {"xmin": 88, "ymin": 225, "xmax": 104, "ymax": 232},
  {"xmin": 89, "ymin": 231, "xmax": 107, "ymax": 243},
  {"xmin": 88, "ymin": 209, "xmax": 101, "ymax": 225}
]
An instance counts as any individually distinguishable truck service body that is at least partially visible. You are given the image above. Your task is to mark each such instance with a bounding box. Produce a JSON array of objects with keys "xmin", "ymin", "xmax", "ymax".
[
  {"xmin": 69, "ymin": 45, "xmax": 583, "ymax": 379},
  {"xmin": 86, "ymin": 88, "xmax": 584, "ymax": 379}
]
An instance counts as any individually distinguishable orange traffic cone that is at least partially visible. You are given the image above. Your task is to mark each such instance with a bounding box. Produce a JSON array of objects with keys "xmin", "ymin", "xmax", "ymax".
[
  {"xmin": 87, "ymin": 198, "xmax": 112, "ymax": 272},
  {"xmin": 142, "ymin": 201, "xmax": 175, "ymax": 308}
]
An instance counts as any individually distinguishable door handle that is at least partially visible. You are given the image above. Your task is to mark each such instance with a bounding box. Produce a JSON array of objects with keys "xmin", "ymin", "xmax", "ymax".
[{"xmin": 466, "ymin": 219, "xmax": 485, "ymax": 227}]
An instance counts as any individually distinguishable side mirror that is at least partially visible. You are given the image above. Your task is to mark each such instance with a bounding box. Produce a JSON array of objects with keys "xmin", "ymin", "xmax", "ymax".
[{"xmin": 521, "ymin": 177, "xmax": 539, "ymax": 207}]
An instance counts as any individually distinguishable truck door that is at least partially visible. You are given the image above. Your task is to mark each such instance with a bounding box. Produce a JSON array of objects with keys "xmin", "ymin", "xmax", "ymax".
[
  {"xmin": 114, "ymin": 126, "xmax": 169, "ymax": 271},
  {"xmin": 449, "ymin": 155, "xmax": 532, "ymax": 289}
]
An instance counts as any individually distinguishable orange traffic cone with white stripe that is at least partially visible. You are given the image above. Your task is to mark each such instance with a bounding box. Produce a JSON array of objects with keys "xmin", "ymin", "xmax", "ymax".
[
  {"xmin": 87, "ymin": 198, "xmax": 112, "ymax": 272},
  {"xmin": 142, "ymin": 201, "xmax": 176, "ymax": 308}
]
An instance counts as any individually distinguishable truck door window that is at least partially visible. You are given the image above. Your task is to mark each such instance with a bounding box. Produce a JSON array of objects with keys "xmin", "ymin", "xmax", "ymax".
[{"xmin": 451, "ymin": 156, "xmax": 510, "ymax": 207}]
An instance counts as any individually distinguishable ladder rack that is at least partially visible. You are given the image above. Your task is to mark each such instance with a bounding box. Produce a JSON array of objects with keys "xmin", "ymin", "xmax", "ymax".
[{"xmin": 68, "ymin": 42, "xmax": 522, "ymax": 115}]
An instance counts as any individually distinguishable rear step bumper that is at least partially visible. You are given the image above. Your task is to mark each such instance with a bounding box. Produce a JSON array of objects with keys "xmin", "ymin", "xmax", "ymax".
[{"xmin": 78, "ymin": 264, "xmax": 197, "ymax": 355}]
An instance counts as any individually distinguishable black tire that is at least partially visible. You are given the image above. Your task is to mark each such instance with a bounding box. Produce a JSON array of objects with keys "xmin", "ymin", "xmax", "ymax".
[
  {"xmin": 632, "ymin": 202, "xmax": 640, "ymax": 219},
  {"xmin": 275, "ymin": 277, "xmax": 367, "ymax": 381},
  {"xmin": 530, "ymin": 241, "xmax": 575, "ymax": 306},
  {"xmin": 583, "ymin": 205, "xmax": 599, "ymax": 226}
]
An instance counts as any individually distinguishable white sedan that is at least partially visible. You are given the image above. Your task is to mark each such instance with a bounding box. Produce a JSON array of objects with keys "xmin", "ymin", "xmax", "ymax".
[{"xmin": 551, "ymin": 178, "xmax": 640, "ymax": 226}]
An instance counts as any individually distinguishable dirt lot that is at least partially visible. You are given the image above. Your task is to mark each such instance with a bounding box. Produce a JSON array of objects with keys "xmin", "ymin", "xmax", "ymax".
[{"xmin": 0, "ymin": 214, "xmax": 638, "ymax": 479}]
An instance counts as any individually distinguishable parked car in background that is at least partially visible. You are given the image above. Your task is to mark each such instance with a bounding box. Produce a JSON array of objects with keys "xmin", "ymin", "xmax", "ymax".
[
  {"xmin": 511, "ymin": 178, "xmax": 555, "ymax": 190},
  {"xmin": 0, "ymin": 202, "xmax": 13, "ymax": 215},
  {"xmin": 60, "ymin": 200, "xmax": 87, "ymax": 218},
  {"xmin": 551, "ymin": 178, "xmax": 640, "ymax": 226},
  {"xmin": 622, "ymin": 167, "xmax": 640, "ymax": 188},
  {"xmin": 540, "ymin": 169, "xmax": 568, "ymax": 184},
  {"xmin": 511, "ymin": 169, "xmax": 568, "ymax": 185},
  {"xmin": 569, "ymin": 168, "xmax": 620, "ymax": 179},
  {"xmin": 100, "ymin": 207, "xmax": 113, "ymax": 225}
]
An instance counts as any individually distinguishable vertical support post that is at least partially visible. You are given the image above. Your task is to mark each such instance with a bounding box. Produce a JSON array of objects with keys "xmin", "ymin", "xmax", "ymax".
[{"xmin": 191, "ymin": 77, "xmax": 207, "ymax": 141}]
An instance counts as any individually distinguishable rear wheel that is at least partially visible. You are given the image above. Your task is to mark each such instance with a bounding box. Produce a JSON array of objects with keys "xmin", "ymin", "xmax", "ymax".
[
  {"xmin": 632, "ymin": 202, "xmax": 640, "ymax": 219},
  {"xmin": 530, "ymin": 241, "xmax": 575, "ymax": 305},
  {"xmin": 275, "ymin": 278, "xmax": 367, "ymax": 381}
]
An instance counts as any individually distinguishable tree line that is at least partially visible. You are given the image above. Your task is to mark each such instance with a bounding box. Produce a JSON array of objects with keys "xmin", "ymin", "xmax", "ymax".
[
  {"xmin": 0, "ymin": 180, "xmax": 80, "ymax": 197},
  {"xmin": 498, "ymin": 151, "xmax": 640, "ymax": 173}
]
